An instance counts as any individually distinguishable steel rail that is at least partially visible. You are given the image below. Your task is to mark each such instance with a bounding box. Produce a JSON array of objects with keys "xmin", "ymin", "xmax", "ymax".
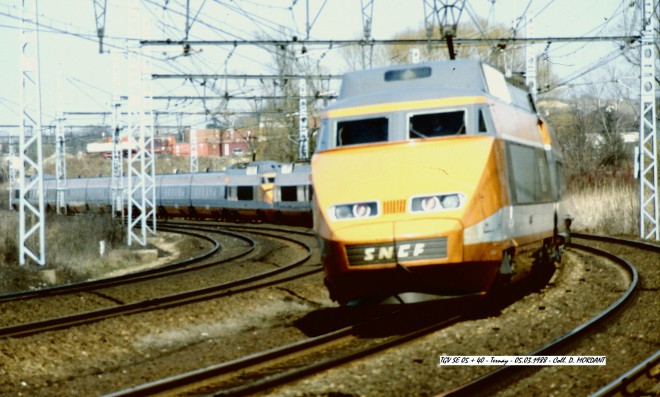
[
  {"xmin": 572, "ymin": 232, "xmax": 660, "ymax": 253},
  {"xmin": 169, "ymin": 220, "xmax": 317, "ymax": 238},
  {"xmin": 437, "ymin": 235, "xmax": 642, "ymax": 397},
  {"xmin": 104, "ymin": 312, "xmax": 463, "ymax": 397},
  {"xmin": 0, "ymin": 227, "xmax": 314, "ymax": 338},
  {"xmin": 591, "ymin": 350, "xmax": 660, "ymax": 397},
  {"xmin": 573, "ymin": 233, "xmax": 660, "ymax": 397},
  {"xmin": 216, "ymin": 315, "xmax": 463, "ymax": 397}
]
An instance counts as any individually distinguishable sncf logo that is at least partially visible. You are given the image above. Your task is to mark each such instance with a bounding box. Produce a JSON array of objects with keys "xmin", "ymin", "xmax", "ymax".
[{"xmin": 363, "ymin": 243, "xmax": 426, "ymax": 261}]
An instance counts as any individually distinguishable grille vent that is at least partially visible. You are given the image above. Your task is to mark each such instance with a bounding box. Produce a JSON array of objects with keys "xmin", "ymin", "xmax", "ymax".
[{"xmin": 383, "ymin": 199, "xmax": 406, "ymax": 214}]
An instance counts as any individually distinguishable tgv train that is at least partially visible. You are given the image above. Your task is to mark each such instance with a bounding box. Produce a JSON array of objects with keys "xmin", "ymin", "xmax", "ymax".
[
  {"xmin": 25, "ymin": 161, "xmax": 312, "ymax": 225},
  {"xmin": 311, "ymin": 59, "xmax": 571, "ymax": 305}
]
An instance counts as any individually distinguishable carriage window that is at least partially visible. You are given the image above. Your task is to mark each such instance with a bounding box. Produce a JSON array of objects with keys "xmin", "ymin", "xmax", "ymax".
[
  {"xmin": 337, "ymin": 117, "xmax": 388, "ymax": 146},
  {"xmin": 409, "ymin": 110, "xmax": 465, "ymax": 139},
  {"xmin": 237, "ymin": 186, "xmax": 254, "ymax": 201},
  {"xmin": 280, "ymin": 186, "xmax": 298, "ymax": 202},
  {"xmin": 506, "ymin": 143, "xmax": 553, "ymax": 204},
  {"xmin": 478, "ymin": 109, "xmax": 488, "ymax": 133}
]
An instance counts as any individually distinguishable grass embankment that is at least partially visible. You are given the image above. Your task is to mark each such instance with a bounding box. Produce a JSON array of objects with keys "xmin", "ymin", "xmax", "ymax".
[
  {"xmin": 564, "ymin": 178, "xmax": 639, "ymax": 236},
  {"xmin": 0, "ymin": 211, "xmax": 150, "ymax": 293}
]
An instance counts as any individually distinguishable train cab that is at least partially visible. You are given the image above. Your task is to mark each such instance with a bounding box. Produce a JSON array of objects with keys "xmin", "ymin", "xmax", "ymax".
[
  {"xmin": 225, "ymin": 161, "xmax": 280, "ymax": 221},
  {"xmin": 312, "ymin": 59, "xmax": 569, "ymax": 305}
]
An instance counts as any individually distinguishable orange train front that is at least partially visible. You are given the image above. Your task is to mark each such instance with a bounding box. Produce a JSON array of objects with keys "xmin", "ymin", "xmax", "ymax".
[{"xmin": 311, "ymin": 60, "xmax": 571, "ymax": 305}]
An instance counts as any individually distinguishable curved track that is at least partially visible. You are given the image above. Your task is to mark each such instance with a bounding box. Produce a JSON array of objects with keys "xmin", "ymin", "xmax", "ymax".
[
  {"xmin": 438, "ymin": 234, "xmax": 656, "ymax": 397},
  {"xmin": 106, "ymin": 233, "xmax": 656, "ymax": 397},
  {"xmin": 2, "ymin": 231, "xmax": 655, "ymax": 396},
  {"xmin": 0, "ymin": 223, "xmax": 315, "ymax": 338},
  {"xmin": 0, "ymin": 225, "xmax": 224, "ymax": 303}
]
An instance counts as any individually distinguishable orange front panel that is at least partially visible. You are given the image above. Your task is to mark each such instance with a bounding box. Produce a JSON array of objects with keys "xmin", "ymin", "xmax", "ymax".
[
  {"xmin": 313, "ymin": 136, "xmax": 500, "ymax": 236},
  {"xmin": 312, "ymin": 135, "xmax": 510, "ymax": 303}
]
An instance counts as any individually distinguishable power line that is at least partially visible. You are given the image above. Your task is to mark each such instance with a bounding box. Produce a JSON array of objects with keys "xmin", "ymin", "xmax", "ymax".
[
  {"xmin": 140, "ymin": 36, "xmax": 641, "ymax": 47},
  {"xmin": 151, "ymin": 73, "xmax": 342, "ymax": 80},
  {"xmin": 121, "ymin": 94, "xmax": 337, "ymax": 100}
]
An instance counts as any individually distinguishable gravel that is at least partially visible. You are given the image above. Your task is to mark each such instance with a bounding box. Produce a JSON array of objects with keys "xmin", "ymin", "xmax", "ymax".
[{"xmin": 0, "ymin": 233, "xmax": 657, "ymax": 397}]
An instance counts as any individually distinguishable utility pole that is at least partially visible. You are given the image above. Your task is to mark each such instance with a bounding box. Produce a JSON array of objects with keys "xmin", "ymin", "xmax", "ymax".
[
  {"xmin": 111, "ymin": 52, "xmax": 124, "ymax": 219},
  {"xmin": 7, "ymin": 143, "xmax": 16, "ymax": 210},
  {"xmin": 638, "ymin": 0, "xmax": 658, "ymax": 240},
  {"xmin": 525, "ymin": 12, "xmax": 537, "ymax": 101},
  {"xmin": 18, "ymin": 0, "xmax": 46, "ymax": 266},
  {"xmin": 189, "ymin": 128, "xmax": 198, "ymax": 173},
  {"xmin": 298, "ymin": 80, "xmax": 309, "ymax": 161},
  {"xmin": 55, "ymin": 70, "xmax": 67, "ymax": 214}
]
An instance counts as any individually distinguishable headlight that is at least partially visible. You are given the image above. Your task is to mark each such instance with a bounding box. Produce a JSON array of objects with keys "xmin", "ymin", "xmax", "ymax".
[
  {"xmin": 411, "ymin": 193, "xmax": 464, "ymax": 213},
  {"xmin": 421, "ymin": 196, "xmax": 440, "ymax": 212},
  {"xmin": 330, "ymin": 201, "xmax": 379, "ymax": 220},
  {"xmin": 440, "ymin": 194, "xmax": 461, "ymax": 209}
]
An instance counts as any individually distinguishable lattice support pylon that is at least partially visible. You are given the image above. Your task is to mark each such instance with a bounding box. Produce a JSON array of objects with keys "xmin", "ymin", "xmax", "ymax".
[
  {"xmin": 360, "ymin": 0, "xmax": 374, "ymax": 68},
  {"xmin": 423, "ymin": 0, "xmax": 439, "ymax": 53},
  {"xmin": 638, "ymin": 0, "xmax": 658, "ymax": 240},
  {"xmin": 18, "ymin": 0, "xmax": 46, "ymax": 266},
  {"xmin": 93, "ymin": 0, "xmax": 107, "ymax": 53},
  {"xmin": 126, "ymin": 8, "xmax": 156, "ymax": 247}
]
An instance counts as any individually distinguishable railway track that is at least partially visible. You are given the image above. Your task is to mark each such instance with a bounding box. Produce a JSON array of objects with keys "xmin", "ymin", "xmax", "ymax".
[
  {"xmin": 101, "ymin": 233, "xmax": 656, "ymax": 397},
  {"xmin": 0, "ymin": 225, "xmax": 225, "ymax": 303},
  {"xmin": 102, "ymin": 240, "xmax": 560, "ymax": 396},
  {"xmin": 0, "ymin": 223, "xmax": 316, "ymax": 338},
  {"xmin": 2, "ymin": 232, "xmax": 655, "ymax": 396},
  {"xmin": 104, "ymin": 302, "xmax": 470, "ymax": 397},
  {"xmin": 440, "ymin": 235, "xmax": 639, "ymax": 397}
]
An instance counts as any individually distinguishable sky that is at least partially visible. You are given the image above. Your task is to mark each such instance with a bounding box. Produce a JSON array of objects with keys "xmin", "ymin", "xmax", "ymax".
[{"xmin": 0, "ymin": 0, "xmax": 640, "ymax": 134}]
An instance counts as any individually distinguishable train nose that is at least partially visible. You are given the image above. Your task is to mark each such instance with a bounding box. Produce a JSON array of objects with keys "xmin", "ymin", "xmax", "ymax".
[{"xmin": 329, "ymin": 217, "xmax": 464, "ymax": 267}]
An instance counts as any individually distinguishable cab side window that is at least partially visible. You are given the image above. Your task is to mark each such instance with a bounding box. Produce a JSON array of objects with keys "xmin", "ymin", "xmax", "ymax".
[
  {"xmin": 337, "ymin": 117, "xmax": 388, "ymax": 146},
  {"xmin": 409, "ymin": 110, "xmax": 465, "ymax": 139}
]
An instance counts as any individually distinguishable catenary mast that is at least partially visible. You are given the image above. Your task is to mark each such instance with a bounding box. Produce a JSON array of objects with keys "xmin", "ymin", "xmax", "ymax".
[
  {"xmin": 638, "ymin": 0, "xmax": 658, "ymax": 240},
  {"xmin": 18, "ymin": 0, "xmax": 46, "ymax": 266}
]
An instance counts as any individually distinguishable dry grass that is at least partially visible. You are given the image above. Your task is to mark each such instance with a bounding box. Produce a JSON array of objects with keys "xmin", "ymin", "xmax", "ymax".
[
  {"xmin": 0, "ymin": 210, "xmax": 129, "ymax": 292},
  {"xmin": 564, "ymin": 180, "xmax": 639, "ymax": 236}
]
